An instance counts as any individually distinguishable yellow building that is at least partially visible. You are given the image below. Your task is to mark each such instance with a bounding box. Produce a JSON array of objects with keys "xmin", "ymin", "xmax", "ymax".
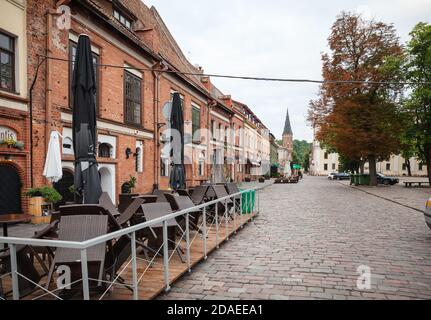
[{"xmin": 0, "ymin": 0, "xmax": 27, "ymax": 108}]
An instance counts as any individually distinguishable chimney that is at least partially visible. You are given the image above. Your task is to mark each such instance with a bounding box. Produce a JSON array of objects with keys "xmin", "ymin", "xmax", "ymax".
[
  {"xmin": 200, "ymin": 76, "xmax": 212, "ymax": 92},
  {"xmin": 221, "ymin": 95, "xmax": 233, "ymax": 108},
  {"xmin": 133, "ymin": 21, "xmax": 160, "ymax": 53}
]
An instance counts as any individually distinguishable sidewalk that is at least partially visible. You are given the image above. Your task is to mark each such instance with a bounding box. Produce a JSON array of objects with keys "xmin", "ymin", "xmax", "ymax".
[{"xmin": 338, "ymin": 179, "xmax": 430, "ymax": 212}]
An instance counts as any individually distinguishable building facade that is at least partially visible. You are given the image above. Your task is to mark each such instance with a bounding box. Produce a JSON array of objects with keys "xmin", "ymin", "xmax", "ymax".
[
  {"xmin": 0, "ymin": 0, "xmax": 274, "ymax": 213},
  {"xmin": 0, "ymin": 0, "xmax": 30, "ymax": 215},
  {"xmin": 310, "ymin": 134, "xmax": 428, "ymax": 177},
  {"xmin": 269, "ymin": 133, "xmax": 279, "ymax": 176}
]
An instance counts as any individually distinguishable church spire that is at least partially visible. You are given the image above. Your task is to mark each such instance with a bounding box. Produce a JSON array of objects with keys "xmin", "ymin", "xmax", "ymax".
[{"xmin": 283, "ymin": 108, "xmax": 292, "ymax": 136}]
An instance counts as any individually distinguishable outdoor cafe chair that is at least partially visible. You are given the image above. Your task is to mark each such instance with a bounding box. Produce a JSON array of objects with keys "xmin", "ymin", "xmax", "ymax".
[
  {"xmin": 225, "ymin": 182, "xmax": 242, "ymax": 212},
  {"xmin": 98, "ymin": 192, "xmax": 160, "ymax": 263},
  {"xmin": 118, "ymin": 193, "xmax": 140, "ymax": 213},
  {"xmin": 44, "ymin": 215, "xmax": 108, "ymax": 298},
  {"xmin": 189, "ymin": 185, "xmax": 209, "ymax": 205},
  {"xmin": 140, "ymin": 203, "xmax": 185, "ymax": 263},
  {"xmin": 152, "ymin": 189, "xmax": 171, "ymax": 203},
  {"xmin": 0, "ymin": 217, "xmax": 63, "ymax": 299},
  {"xmin": 205, "ymin": 185, "xmax": 235, "ymax": 223},
  {"xmin": 60, "ymin": 203, "xmax": 159, "ymax": 290},
  {"xmin": 165, "ymin": 193, "xmax": 202, "ymax": 233}
]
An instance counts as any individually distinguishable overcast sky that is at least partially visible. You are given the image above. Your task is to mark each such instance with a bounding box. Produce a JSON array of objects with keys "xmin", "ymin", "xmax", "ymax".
[{"xmin": 144, "ymin": 0, "xmax": 430, "ymax": 142}]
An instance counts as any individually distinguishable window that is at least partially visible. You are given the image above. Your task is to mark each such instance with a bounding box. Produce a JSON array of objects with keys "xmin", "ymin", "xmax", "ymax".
[
  {"xmin": 324, "ymin": 152, "xmax": 328, "ymax": 160},
  {"xmin": 332, "ymin": 163, "xmax": 336, "ymax": 170},
  {"xmin": 124, "ymin": 71, "xmax": 141, "ymax": 125},
  {"xmin": 98, "ymin": 143, "xmax": 112, "ymax": 158},
  {"xmin": 198, "ymin": 152, "xmax": 205, "ymax": 176},
  {"xmin": 62, "ymin": 137, "xmax": 74, "ymax": 155},
  {"xmin": 386, "ymin": 163, "xmax": 391, "ymax": 171},
  {"xmin": 113, "ymin": 9, "xmax": 132, "ymax": 30},
  {"xmin": 0, "ymin": 32, "xmax": 15, "ymax": 91},
  {"xmin": 419, "ymin": 162, "xmax": 424, "ymax": 171},
  {"xmin": 160, "ymin": 157, "xmax": 169, "ymax": 177},
  {"xmin": 324, "ymin": 164, "xmax": 328, "ymax": 171},
  {"xmin": 192, "ymin": 106, "xmax": 200, "ymax": 142},
  {"xmin": 70, "ymin": 41, "xmax": 99, "ymax": 111},
  {"xmin": 135, "ymin": 146, "xmax": 143, "ymax": 172},
  {"xmin": 225, "ymin": 126, "xmax": 228, "ymax": 144},
  {"xmin": 211, "ymin": 120, "xmax": 216, "ymax": 140},
  {"xmin": 402, "ymin": 163, "xmax": 407, "ymax": 171},
  {"xmin": 218, "ymin": 124, "xmax": 223, "ymax": 141}
]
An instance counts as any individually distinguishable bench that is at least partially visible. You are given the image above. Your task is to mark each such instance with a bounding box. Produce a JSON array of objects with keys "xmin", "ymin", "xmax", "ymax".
[{"xmin": 404, "ymin": 181, "xmax": 430, "ymax": 188}]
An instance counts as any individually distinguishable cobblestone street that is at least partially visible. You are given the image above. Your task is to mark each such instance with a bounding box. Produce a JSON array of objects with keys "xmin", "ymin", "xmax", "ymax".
[{"xmin": 159, "ymin": 176, "xmax": 431, "ymax": 300}]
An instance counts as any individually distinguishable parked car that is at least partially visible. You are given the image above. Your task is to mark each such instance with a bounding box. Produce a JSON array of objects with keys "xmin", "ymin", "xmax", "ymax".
[
  {"xmin": 328, "ymin": 172, "xmax": 336, "ymax": 180},
  {"xmin": 425, "ymin": 197, "xmax": 431, "ymax": 231},
  {"xmin": 377, "ymin": 173, "xmax": 399, "ymax": 185},
  {"xmin": 333, "ymin": 172, "xmax": 350, "ymax": 180}
]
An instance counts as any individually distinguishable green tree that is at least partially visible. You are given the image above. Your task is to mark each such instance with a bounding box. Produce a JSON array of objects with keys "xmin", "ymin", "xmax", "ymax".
[
  {"xmin": 403, "ymin": 22, "xmax": 431, "ymax": 183},
  {"xmin": 292, "ymin": 140, "xmax": 312, "ymax": 169},
  {"xmin": 308, "ymin": 12, "xmax": 405, "ymax": 186}
]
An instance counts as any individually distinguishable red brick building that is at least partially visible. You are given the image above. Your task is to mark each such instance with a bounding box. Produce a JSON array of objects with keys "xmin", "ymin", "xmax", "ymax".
[{"xmin": 0, "ymin": 0, "xmax": 272, "ymax": 213}]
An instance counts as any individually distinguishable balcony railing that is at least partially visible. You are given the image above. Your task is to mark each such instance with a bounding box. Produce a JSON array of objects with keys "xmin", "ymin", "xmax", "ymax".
[{"xmin": 0, "ymin": 186, "xmax": 265, "ymax": 300}]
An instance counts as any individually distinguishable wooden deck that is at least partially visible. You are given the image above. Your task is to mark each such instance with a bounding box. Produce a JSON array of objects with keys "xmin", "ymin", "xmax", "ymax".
[{"xmin": 3, "ymin": 212, "xmax": 257, "ymax": 300}]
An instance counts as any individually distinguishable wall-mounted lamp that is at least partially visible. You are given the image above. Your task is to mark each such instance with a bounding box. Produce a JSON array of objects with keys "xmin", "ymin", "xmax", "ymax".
[{"xmin": 125, "ymin": 147, "xmax": 133, "ymax": 159}]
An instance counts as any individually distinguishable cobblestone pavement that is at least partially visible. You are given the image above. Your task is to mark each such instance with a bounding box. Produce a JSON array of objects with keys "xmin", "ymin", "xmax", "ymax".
[{"xmin": 159, "ymin": 176, "xmax": 431, "ymax": 300}]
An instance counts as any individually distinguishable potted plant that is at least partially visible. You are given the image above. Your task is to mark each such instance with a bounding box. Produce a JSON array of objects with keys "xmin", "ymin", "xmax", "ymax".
[
  {"xmin": 126, "ymin": 175, "xmax": 137, "ymax": 194},
  {"xmin": 26, "ymin": 186, "xmax": 62, "ymax": 219},
  {"xmin": 0, "ymin": 137, "xmax": 24, "ymax": 150}
]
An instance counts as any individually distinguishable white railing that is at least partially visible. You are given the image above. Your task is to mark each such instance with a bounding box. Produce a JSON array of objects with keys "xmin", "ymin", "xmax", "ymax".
[{"xmin": 0, "ymin": 186, "xmax": 265, "ymax": 300}]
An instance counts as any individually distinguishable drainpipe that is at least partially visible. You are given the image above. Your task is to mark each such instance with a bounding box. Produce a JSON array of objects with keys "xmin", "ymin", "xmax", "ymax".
[
  {"xmin": 207, "ymin": 99, "xmax": 216, "ymax": 183},
  {"xmin": 45, "ymin": 11, "xmax": 54, "ymax": 181},
  {"xmin": 151, "ymin": 61, "xmax": 168, "ymax": 190}
]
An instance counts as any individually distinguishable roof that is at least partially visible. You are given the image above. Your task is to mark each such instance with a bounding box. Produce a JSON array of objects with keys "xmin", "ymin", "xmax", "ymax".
[
  {"xmin": 82, "ymin": 0, "xmax": 159, "ymax": 60},
  {"xmin": 283, "ymin": 108, "xmax": 293, "ymax": 135}
]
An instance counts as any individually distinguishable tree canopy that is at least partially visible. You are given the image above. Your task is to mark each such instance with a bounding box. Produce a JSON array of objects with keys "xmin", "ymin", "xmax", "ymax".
[{"xmin": 308, "ymin": 12, "xmax": 405, "ymax": 185}]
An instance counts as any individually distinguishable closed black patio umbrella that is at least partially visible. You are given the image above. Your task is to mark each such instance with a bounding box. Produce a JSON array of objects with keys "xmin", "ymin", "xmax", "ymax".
[
  {"xmin": 169, "ymin": 92, "xmax": 186, "ymax": 190},
  {"xmin": 72, "ymin": 34, "xmax": 102, "ymax": 204}
]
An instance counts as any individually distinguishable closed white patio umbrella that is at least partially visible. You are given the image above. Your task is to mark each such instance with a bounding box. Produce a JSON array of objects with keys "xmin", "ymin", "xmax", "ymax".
[
  {"xmin": 43, "ymin": 131, "xmax": 63, "ymax": 183},
  {"xmin": 284, "ymin": 161, "xmax": 292, "ymax": 177}
]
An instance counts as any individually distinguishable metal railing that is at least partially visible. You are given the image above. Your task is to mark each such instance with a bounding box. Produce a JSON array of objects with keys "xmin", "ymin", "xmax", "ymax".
[{"xmin": 0, "ymin": 185, "xmax": 265, "ymax": 300}]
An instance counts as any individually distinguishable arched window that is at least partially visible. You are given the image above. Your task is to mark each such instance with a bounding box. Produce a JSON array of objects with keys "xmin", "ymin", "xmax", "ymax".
[
  {"xmin": 62, "ymin": 137, "xmax": 74, "ymax": 155},
  {"xmin": 98, "ymin": 143, "xmax": 112, "ymax": 158}
]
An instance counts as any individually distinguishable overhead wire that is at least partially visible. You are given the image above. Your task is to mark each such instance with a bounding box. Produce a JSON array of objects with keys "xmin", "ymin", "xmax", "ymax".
[{"xmin": 39, "ymin": 55, "xmax": 430, "ymax": 86}]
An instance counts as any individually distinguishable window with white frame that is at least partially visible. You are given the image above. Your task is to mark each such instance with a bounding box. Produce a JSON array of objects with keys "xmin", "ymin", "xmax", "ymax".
[
  {"xmin": 136, "ymin": 141, "xmax": 144, "ymax": 173},
  {"xmin": 62, "ymin": 137, "xmax": 74, "ymax": 155},
  {"xmin": 113, "ymin": 9, "xmax": 132, "ymax": 30},
  {"xmin": 160, "ymin": 157, "xmax": 169, "ymax": 177}
]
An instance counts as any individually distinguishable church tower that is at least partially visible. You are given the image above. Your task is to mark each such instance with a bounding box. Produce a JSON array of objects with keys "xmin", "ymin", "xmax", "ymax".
[{"xmin": 282, "ymin": 108, "xmax": 293, "ymax": 161}]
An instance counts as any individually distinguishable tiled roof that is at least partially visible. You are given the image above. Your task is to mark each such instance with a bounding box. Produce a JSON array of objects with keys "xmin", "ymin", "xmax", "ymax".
[
  {"xmin": 84, "ymin": 0, "xmax": 158, "ymax": 59},
  {"xmin": 118, "ymin": 0, "xmax": 209, "ymax": 93}
]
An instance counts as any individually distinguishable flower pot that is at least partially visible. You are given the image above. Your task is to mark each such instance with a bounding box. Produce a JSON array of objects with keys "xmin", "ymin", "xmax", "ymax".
[{"xmin": 28, "ymin": 196, "xmax": 44, "ymax": 216}]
